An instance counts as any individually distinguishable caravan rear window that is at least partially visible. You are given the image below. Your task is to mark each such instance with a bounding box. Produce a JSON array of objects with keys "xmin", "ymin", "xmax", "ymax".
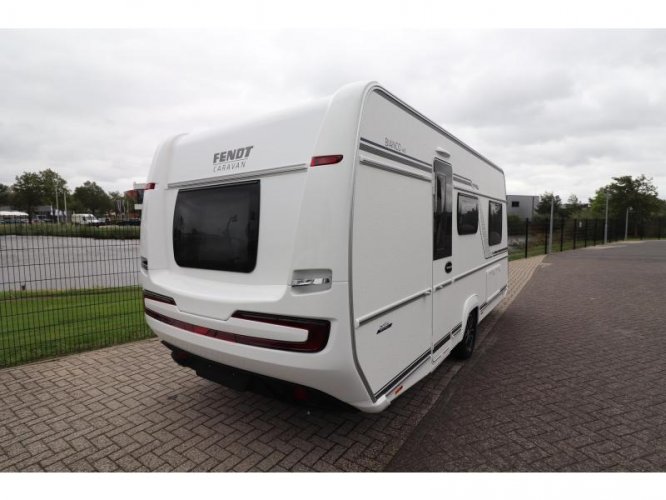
[{"xmin": 173, "ymin": 181, "xmax": 260, "ymax": 273}]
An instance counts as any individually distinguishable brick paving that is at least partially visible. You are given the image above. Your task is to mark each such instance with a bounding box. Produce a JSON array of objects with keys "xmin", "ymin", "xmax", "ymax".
[
  {"xmin": 0, "ymin": 255, "xmax": 542, "ymax": 472},
  {"xmin": 387, "ymin": 241, "xmax": 666, "ymax": 471}
]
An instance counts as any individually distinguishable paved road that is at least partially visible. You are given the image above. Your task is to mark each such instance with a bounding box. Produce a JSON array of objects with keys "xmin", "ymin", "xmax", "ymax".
[
  {"xmin": 0, "ymin": 257, "xmax": 541, "ymax": 472},
  {"xmin": 0, "ymin": 235, "xmax": 139, "ymax": 291},
  {"xmin": 388, "ymin": 241, "xmax": 666, "ymax": 471}
]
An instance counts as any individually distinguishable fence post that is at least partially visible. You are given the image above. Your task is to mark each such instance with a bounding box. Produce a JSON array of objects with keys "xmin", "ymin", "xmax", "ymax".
[
  {"xmin": 544, "ymin": 219, "xmax": 549, "ymax": 255},
  {"xmin": 573, "ymin": 218, "xmax": 577, "ymax": 249},
  {"xmin": 659, "ymin": 218, "xmax": 662, "ymax": 240},
  {"xmin": 524, "ymin": 218, "xmax": 529, "ymax": 259},
  {"xmin": 593, "ymin": 219, "xmax": 597, "ymax": 246},
  {"xmin": 560, "ymin": 218, "xmax": 565, "ymax": 252},
  {"xmin": 584, "ymin": 219, "xmax": 588, "ymax": 247}
]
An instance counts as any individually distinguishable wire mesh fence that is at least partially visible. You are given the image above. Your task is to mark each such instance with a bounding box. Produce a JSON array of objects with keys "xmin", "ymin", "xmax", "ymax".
[
  {"xmin": 508, "ymin": 216, "xmax": 665, "ymax": 260},
  {"xmin": 1, "ymin": 215, "xmax": 664, "ymax": 368},
  {"xmin": 0, "ymin": 223, "xmax": 151, "ymax": 367}
]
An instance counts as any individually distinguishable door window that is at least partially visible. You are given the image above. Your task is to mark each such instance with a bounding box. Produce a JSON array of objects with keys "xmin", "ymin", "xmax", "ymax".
[{"xmin": 433, "ymin": 160, "xmax": 452, "ymax": 260}]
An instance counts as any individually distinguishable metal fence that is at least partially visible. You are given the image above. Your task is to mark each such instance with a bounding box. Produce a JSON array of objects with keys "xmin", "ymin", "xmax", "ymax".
[
  {"xmin": 508, "ymin": 216, "xmax": 665, "ymax": 260},
  {"xmin": 1, "ymin": 216, "xmax": 664, "ymax": 368},
  {"xmin": 0, "ymin": 223, "xmax": 151, "ymax": 368}
]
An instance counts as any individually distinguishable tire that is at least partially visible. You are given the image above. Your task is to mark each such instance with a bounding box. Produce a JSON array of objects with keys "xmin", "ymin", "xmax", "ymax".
[{"xmin": 452, "ymin": 310, "xmax": 477, "ymax": 360}]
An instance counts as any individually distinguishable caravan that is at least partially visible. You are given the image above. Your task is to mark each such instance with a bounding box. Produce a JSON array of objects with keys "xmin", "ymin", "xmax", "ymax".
[{"xmin": 140, "ymin": 82, "xmax": 508, "ymax": 412}]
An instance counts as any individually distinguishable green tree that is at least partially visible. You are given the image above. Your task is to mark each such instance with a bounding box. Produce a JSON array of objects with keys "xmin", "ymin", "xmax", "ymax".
[
  {"xmin": 108, "ymin": 190, "xmax": 124, "ymax": 216},
  {"xmin": 72, "ymin": 181, "xmax": 112, "ymax": 216},
  {"xmin": 588, "ymin": 175, "xmax": 661, "ymax": 236},
  {"xmin": 535, "ymin": 192, "xmax": 563, "ymax": 218},
  {"xmin": 0, "ymin": 183, "xmax": 12, "ymax": 206},
  {"xmin": 12, "ymin": 172, "xmax": 46, "ymax": 220},
  {"xmin": 40, "ymin": 169, "xmax": 69, "ymax": 206},
  {"xmin": 563, "ymin": 194, "xmax": 585, "ymax": 218}
]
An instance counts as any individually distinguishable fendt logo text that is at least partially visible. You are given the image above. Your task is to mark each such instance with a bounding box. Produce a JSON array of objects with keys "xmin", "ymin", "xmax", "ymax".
[{"xmin": 213, "ymin": 145, "xmax": 254, "ymax": 173}]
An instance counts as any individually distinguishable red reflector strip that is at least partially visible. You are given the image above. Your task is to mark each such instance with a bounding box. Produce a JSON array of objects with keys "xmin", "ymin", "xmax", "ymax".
[
  {"xmin": 144, "ymin": 182, "xmax": 156, "ymax": 190},
  {"xmin": 310, "ymin": 155, "xmax": 343, "ymax": 167},
  {"xmin": 143, "ymin": 290, "xmax": 177, "ymax": 306},
  {"xmin": 145, "ymin": 308, "xmax": 330, "ymax": 353}
]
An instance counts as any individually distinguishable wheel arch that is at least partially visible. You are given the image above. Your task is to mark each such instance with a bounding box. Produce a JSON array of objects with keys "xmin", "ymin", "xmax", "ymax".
[{"xmin": 461, "ymin": 294, "xmax": 480, "ymax": 332}]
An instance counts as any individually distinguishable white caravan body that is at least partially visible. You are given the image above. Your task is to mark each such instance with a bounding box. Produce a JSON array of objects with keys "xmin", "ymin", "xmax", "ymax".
[{"xmin": 140, "ymin": 82, "xmax": 508, "ymax": 412}]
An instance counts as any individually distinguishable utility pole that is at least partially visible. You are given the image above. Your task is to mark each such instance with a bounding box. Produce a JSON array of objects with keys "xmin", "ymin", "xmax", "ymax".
[
  {"xmin": 548, "ymin": 196, "xmax": 554, "ymax": 254},
  {"xmin": 604, "ymin": 190, "xmax": 609, "ymax": 245},
  {"xmin": 55, "ymin": 186, "xmax": 60, "ymax": 223},
  {"xmin": 624, "ymin": 207, "xmax": 632, "ymax": 240}
]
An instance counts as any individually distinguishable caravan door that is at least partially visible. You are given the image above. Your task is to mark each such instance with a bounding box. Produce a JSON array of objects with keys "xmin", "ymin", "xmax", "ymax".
[
  {"xmin": 351, "ymin": 153, "xmax": 433, "ymax": 396},
  {"xmin": 432, "ymin": 158, "xmax": 458, "ymax": 359}
]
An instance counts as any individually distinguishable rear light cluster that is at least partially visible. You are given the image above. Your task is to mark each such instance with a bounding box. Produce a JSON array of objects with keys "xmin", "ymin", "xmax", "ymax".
[
  {"xmin": 310, "ymin": 155, "xmax": 343, "ymax": 167},
  {"xmin": 144, "ymin": 307, "xmax": 330, "ymax": 353}
]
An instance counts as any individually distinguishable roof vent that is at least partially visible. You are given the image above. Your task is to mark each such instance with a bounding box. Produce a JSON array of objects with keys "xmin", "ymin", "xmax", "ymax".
[{"xmin": 436, "ymin": 147, "xmax": 451, "ymax": 159}]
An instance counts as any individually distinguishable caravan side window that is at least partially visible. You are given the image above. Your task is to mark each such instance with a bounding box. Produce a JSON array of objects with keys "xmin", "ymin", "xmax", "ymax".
[
  {"xmin": 457, "ymin": 194, "xmax": 478, "ymax": 235},
  {"xmin": 488, "ymin": 201, "xmax": 503, "ymax": 246}
]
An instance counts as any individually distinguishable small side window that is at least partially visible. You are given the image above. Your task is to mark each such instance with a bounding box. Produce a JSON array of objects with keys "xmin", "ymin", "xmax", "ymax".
[
  {"xmin": 457, "ymin": 194, "xmax": 478, "ymax": 235},
  {"xmin": 511, "ymin": 201, "xmax": 520, "ymax": 207},
  {"xmin": 488, "ymin": 201, "xmax": 503, "ymax": 246}
]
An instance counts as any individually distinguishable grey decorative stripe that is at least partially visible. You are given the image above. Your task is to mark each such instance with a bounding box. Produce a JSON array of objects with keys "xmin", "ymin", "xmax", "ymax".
[
  {"xmin": 481, "ymin": 285, "xmax": 508, "ymax": 312},
  {"xmin": 433, "ymin": 320, "xmax": 463, "ymax": 352},
  {"xmin": 373, "ymin": 347, "xmax": 431, "ymax": 399},
  {"xmin": 374, "ymin": 318, "xmax": 464, "ymax": 399},
  {"xmin": 355, "ymin": 287, "xmax": 431, "ymax": 327},
  {"xmin": 492, "ymin": 247, "xmax": 509, "ymax": 256},
  {"xmin": 433, "ymin": 333, "xmax": 451, "ymax": 353},
  {"xmin": 167, "ymin": 163, "xmax": 307, "ymax": 189},
  {"xmin": 359, "ymin": 137, "xmax": 432, "ymax": 172},
  {"xmin": 359, "ymin": 156, "xmax": 432, "ymax": 183}
]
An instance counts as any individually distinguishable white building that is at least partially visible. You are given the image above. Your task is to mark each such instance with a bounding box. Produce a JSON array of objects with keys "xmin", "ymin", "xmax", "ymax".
[{"xmin": 507, "ymin": 195, "xmax": 540, "ymax": 220}]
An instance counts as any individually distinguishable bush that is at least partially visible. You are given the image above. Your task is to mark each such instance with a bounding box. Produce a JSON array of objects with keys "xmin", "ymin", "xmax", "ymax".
[{"xmin": 0, "ymin": 223, "xmax": 140, "ymax": 240}]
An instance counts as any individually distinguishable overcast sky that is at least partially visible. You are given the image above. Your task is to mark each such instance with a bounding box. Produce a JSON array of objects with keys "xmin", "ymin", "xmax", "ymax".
[{"xmin": 1, "ymin": 29, "xmax": 665, "ymax": 201}]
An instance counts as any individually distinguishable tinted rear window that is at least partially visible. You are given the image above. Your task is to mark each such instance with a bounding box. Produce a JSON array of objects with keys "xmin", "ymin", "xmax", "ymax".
[{"xmin": 173, "ymin": 181, "xmax": 260, "ymax": 273}]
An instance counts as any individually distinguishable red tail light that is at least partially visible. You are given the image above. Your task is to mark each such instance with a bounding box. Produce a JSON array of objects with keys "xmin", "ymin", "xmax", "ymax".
[
  {"xmin": 144, "ymin": 182, "xmax": 156, "ymax": 190},
  {"xmin": 310, "ymin": 155, "xmax": 343, "ymax": 167},
  {"xmin": 144, "ymin": 308, "xmax": 330, "ymax": 353}
]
